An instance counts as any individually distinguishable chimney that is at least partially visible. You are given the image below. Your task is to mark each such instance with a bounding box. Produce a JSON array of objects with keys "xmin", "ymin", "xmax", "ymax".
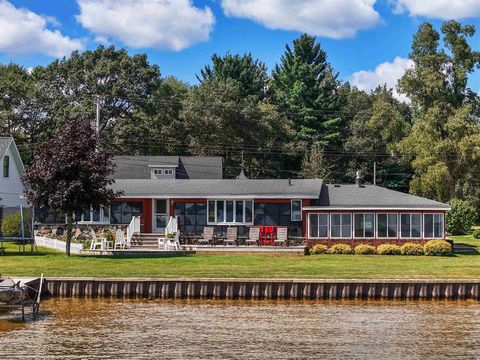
[{"xmin": 355, "ymin": 170, "xmax": 362, "ymax": 186}]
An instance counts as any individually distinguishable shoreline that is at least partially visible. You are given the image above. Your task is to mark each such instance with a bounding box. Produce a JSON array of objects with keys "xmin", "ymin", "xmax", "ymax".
[{"xmin": 44, "ymin": 277, "xmax": 480, "ymax": 301}]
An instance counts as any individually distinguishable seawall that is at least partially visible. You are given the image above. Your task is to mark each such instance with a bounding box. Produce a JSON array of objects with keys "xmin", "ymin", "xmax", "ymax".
[{"xmin": 45, "ymin": 278, "xmax": 480, "ymax": 300}]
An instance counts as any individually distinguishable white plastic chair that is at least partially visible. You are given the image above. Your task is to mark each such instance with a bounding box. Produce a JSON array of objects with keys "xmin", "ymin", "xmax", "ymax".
[
  {"xmin": 165, "ymin": 232, "xmax": 181, "ymax": 251},
  {"xmin": 245, "ymin": 227, "xmax": 260, "ymax": 246},
  {"xmin": 115, "ymin": 229, "xmax": 126, "ymax": 249},
  {"xmin": 158, "ymin": 237, "xmax": 166, "ymax": 250},
  {"xmin": 274, "ymin": 227, "xmax": 288, "ymax": 247},
  {"xmin": 90, "ymin": 229, "xmax": 105, "ymax": 250}
]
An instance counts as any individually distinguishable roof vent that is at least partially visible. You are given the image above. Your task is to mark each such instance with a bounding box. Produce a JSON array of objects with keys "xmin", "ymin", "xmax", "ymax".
[
  {"xmin": 288, "ymin": 178, "xmax": 292, "ymax": 186},
  {"xmin": 355, "ymin": 170, "xmax": 362, "ymax": 187}
]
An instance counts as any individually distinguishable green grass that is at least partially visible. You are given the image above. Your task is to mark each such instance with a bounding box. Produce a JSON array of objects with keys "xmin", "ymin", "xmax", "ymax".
[{"xmin": 0, "ymin": 236, "xmax": 479, "ymax": 279}]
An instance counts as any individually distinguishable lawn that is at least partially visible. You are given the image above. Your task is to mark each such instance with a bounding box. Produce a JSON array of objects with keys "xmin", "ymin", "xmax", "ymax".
[{"xmin": 0, "ymin": 236, "xmax": 479, "ymax": 279}]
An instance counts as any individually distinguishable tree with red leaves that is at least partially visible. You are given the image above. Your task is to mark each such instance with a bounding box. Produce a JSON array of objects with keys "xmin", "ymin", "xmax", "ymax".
[{"xmin": 23, "ymin": 119, "xmax": 119, "ymax": 256}]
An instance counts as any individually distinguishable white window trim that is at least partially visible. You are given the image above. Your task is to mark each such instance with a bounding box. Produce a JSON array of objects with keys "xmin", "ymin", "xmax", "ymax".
[
  {"xmin": 291, "ymin": 199, "xmax": 302, "ymax": 222},
  {"xmin": 353, "ymin": 212, "xmax": 376, "ymax": 239},
  {"xmin": 308, "ymin": 213, "xmax": 329, "ymax": 239},
  {"xmin": 376, "ymin": 213, "xmax": 399, "ymax": 239},
  {"xmin": 164, "ymin": 169, "xmax": 174, "ymax": 176},
  {"xmin": 400, "ymin": 213, "xmax": 422, "ymax": 239},
  {"xmin": 330, "ymin": 213, "xmax": 352, "ymax": 239},
  {"xmin": 207, "ymin": 199, "xmax": 254, "ymax": 225},
  {"xmin": 423, "ymin": 213, "xmax": 444, "ymax": 239}
]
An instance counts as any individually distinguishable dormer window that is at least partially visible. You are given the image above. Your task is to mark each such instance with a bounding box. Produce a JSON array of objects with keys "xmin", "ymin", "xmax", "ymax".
[{"xmin": 151, "ymin": 167, "xmax": 175, "ymax": 179}]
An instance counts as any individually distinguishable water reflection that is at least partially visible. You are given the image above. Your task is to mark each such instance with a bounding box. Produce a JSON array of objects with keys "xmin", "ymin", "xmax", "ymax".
[{"xmin": 1, "ymin": 298, "xmax": 480, "ymax": 359}]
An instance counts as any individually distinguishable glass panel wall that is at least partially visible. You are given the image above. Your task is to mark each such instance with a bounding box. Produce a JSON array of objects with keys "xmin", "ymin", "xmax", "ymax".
[
  {"xmin": 424, "ymin": 213, "xmax": 444, "ymax": 238},
  {"xmin": 308, "ymin": 213, "xmax": 329, "ymax": 238},
  {"xmin": 354, "ymin": 213, "xmax": 375, "ymax": 238},
  {"xmin": 174, "ymin": 202, "xmax": 207, "ymax": 235},
  {"xmin": 400, "ymin": 213, "xmax": 422, "ymax": 238},
  {"xmin": 111, "ymin": 202, "xmax": 143, "ymax": 224},
  {"xmin": 330, "ymin": 213, "xmax": 351, "ymax": 238},
  {"xmin": 377, "ymin": 213, "xmax": 398, "ymax": 238}
]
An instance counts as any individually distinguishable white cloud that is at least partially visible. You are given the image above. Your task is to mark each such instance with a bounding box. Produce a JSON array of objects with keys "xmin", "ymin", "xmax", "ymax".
[
  {"xmin": 221, "ymin": 0, "xmax": 380, "ymax": 39},
  {"xmin": 350, "ymin": 57, "xmax": 414, "ymax": 102},
  {"xmin": 76, "ymin": 0, "xmax": 215, "ymax": 51},
  {"xmin": 0, "ymin": 0, "xmax": 83, "ymax": 57},
  {"xmin": 391, "ymin": 0, "xmax": 480, "ymax": 19}
]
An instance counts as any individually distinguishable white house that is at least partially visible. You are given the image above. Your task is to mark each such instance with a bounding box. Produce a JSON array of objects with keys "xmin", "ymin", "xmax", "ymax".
[{"xmin": 0, "ymin": 137, "xmax": 26, "ymax": 210}]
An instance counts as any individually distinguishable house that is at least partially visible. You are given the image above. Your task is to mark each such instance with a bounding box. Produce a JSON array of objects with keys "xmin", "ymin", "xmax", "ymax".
[
  {"xmin": 0, "ymin": 137, "xmax": 27, "ymax": 213},
  {"xmin": 35, "ymin": 155, "xmax": 450, "ymax": 244}
]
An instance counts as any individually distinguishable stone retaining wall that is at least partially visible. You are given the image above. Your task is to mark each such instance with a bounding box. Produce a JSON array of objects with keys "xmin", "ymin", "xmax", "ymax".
[{"xmin": 45, "ymin": 278, "xmax": 480, "ymax": 300}]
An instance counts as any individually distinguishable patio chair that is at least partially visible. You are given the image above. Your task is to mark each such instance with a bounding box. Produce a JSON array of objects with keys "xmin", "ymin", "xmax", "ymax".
[
  {"xmin": 274, "ymin": 227, "xmax": 288, "ymax": 247},
  {"xmin": 165, "ymin": 231, "xmax": 181, "ymax": 251},
  {"xmin": 90, "ymin": 229, "xmax": 105, "ymax": 250},
  {"xmin": 114, "ymin": 229, "xmax": 126, "ymax": 249},
  {"xmin": 198, "ymin": 227, "xmax": 214, "ymax": 246},
  {"xmin": 224, "ymin": 227, "xmax": 237, "ymax": 246},
  {"xmin": 245, "ymin": 227, "xmax": 260, "ymax": 246}
]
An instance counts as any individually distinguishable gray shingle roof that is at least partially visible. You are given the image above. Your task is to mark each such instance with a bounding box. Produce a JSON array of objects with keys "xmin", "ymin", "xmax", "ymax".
[
  {"xmin": 308, "ymin": 184, "xmax": 450, "ymax": 209},
  {"xmin": 0, "ymin": 137, "xmax": 12, "ymax": 160},
  {"xmin": 112, "ymin": 156, "xmax": 223, "ymax": 179},
  {"xmin": 111, "ymin": 179, "xmax": 323, "ymax": 198}
]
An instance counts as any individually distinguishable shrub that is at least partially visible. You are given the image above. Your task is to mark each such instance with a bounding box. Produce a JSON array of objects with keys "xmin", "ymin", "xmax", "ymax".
[
  {"xmin": 1, "ymin": 212, "xmax": 32, "ymax": 238},
  {"xmin": 327, "ymin": 244, "xmax": 353, "ymax": 254},
  {"xmin": 473, "ymin": 228, "xmax": 480, "ymax": 240},
  {"xmin": 424, "ymin": 240, "xmax": 452, "ymax": 256},
  {"xmin": 310, "ymin": 244, "xmax": 328, "ymax": 255},
  {"xmin": 377, "ymin": 244, "xmax": 401, "ymax": 255},
  {"xmin": 354, "ymin": 244, "xmax": 376, "ymax": 255},
  {"xmin": 400, "ymin": 242, "xmax": 424, "ymax": 256},
  {"xmin": 446, "ymin": 199, "xmax": 477, "ymax": 235}
]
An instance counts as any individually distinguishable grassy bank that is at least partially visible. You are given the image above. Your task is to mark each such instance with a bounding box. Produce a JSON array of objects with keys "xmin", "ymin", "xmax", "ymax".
[{"xmin": 0, "ymin": 236, "xmax": 479, "ymax": 279}]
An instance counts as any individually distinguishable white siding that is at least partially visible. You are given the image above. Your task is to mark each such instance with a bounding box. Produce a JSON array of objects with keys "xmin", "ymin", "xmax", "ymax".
[{"xmin": 0, "ymin": 144, "xmax": 26, "ymax": 208}]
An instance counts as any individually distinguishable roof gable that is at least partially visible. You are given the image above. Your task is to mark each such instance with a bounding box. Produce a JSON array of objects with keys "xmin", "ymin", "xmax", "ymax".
[
  {"xmin": 112, "ymin": 156, "xmax": 223, "ymax": 179},
  {"xmin": 0, "ymin": 137, "xmax": 24, "ymax": 175}
]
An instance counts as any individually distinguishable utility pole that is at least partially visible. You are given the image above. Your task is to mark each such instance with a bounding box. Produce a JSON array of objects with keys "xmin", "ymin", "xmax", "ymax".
[
  {"xmin": 95, "ymin": 95, "xmax": 101, "ymax": 135},
  {"xmin": 373, "ymin": 161, "xmax": 377, "ymax": 186}
]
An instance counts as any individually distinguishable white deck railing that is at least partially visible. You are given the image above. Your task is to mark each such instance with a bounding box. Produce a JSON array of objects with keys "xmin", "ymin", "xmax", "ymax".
[
  {"xmin": 165, "ymin": 216, "xmax": 178, "ymax": 235},
  {"xmin": 126, "ymin": 216, "xmax": 141, "ymax": 244}
]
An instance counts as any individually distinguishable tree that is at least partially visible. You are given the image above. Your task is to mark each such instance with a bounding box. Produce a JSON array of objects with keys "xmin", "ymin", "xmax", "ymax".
[
  {"xmin": 342, "ymin": 86, "xmax": 411, "ymax": 190},
  {"xmin": 172, "ymin": 78, "xmax": 292, "ymax": 178},
  {"xmin": 23, "ymin": 119, "xmax": 119, "ymax": 256},
  {"xmin": 300, "ymin": 146, "xmax": 333, "ymax": 181},
  {"xmin": 271, "ymin": 34, "xmax": 344, "ymax": 147},
  {"xmin": 198, "ymin": 53, "xmax": 268, "ymax": 100},
  {"xmin": 35, "ymin": 45, "xmax": 162, "ymax": 147},
  {"xmin": 446, "ymin": 199, "xmax": 477, "ymax": 235},
  {"xmin": 398, "ymin": 20, "xmax": 480, "ymax": 205}
]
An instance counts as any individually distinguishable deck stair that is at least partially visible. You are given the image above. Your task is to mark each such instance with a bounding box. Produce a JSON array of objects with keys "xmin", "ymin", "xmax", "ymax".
[{"xmin": 131, "ymin": 233, "xmax": 164, "ymax": 248}]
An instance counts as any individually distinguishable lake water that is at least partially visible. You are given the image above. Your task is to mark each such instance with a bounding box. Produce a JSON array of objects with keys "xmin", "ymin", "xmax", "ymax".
[{"xmin": 1, "ymin": 298, "xmax": 480, "ymax": 359}]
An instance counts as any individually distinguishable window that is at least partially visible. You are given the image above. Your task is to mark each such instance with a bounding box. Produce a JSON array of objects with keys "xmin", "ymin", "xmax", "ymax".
[
  {"xmin": 174, "ymin": 202, "xmax": 207, "ymax": 235},
  {"xmin": 3, "ymin": 155, "xmax": 9, "ymax": 177},
  {"xmin": 164, "ymin": 169, "xmax": 174, "ymax": 176},
  {"xmin": 330, "ymin": 213, "xmax": 352, "ymax": 238},
  {"xmin": 400, "ymin": 213, "xmax": 422, "ymax": 238},
  {"xmin": 291, "ymin": 200, "xmax": 302, "ymax": 221},
  {"xmin": 111, "ymin": 202, "xmax": 143, "ymax": 224},
  {"xmin": 153, "ymin": 169, "xmax": 163, "ymax": 176},
  {"xmin": 308, "ymin": 213, "xmax": 329, "ymax": 238},
  {"xmin": 377, "ymin": 213, "xmax": 398, "ymax": 238},
  {"xmin": 207, "ymin": 200, "xmax": 254, "ymax": 224},
  {"xmin": 424, "ymin": 213, "xmax": 444, "ymax": 238},
  {"xmin": 354, "ymin": 213, "xmax": 375, "ymax": 238}
]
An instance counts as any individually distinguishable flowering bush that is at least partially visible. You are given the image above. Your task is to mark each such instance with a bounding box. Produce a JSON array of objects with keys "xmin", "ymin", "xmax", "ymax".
[
  {"xmin": 377, "ymin": 244, "xmax": 401, "ymax": 255},
  {"xmin": 354, "ymin": 244, "xmax": 376, "ymax": 255},
  {"xmin": 327, "ymin": 244, "xmax": 353, "ymax": 254},
  {"xmin": 424, "ymin": 240, "xmax": 452, "ymax": 256},
  {"xmin": 400, "ymin": 242, "xmax": 424, "ymax": 256}
]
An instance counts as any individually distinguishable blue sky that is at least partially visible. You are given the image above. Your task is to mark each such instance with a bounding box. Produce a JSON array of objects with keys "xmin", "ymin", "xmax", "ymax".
[{"xmin": 1, "ymin": 0, "xmax": 479, "ymax": 98}]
